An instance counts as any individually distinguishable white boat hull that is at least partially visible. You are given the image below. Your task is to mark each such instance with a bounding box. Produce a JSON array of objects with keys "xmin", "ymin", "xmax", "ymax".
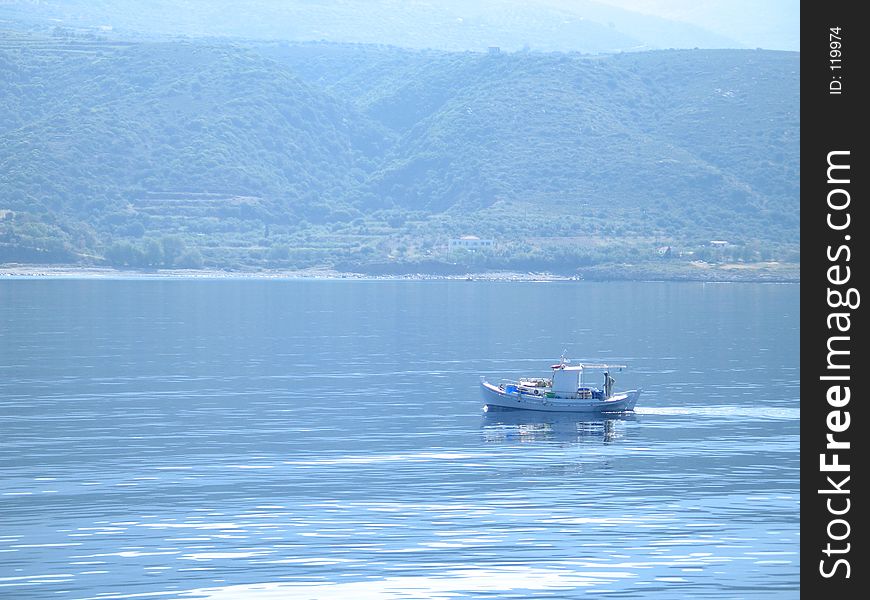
[{"xmin": 480, "ymin": 380, "xmax": 640, "ymax": 413}]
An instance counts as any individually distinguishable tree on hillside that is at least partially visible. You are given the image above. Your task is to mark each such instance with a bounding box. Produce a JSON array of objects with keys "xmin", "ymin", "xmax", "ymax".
[{"xmin": 161, "ymin": 235, "xmax": 186, "ymax": 267}]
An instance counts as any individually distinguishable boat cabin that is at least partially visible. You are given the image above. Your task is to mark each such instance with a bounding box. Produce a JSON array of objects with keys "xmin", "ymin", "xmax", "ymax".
[
  {"xmin": 551, "ymin": 362, "xmax": 621, "ymax": 399},
  {"xmin": 551, "ymin": 365, "xmax": 585, "ymax": 394}
]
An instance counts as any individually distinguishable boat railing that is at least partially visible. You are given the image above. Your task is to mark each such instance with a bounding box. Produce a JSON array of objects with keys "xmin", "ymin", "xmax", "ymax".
[
  {"xmin": 495, "ymin": 379, "xmax": 548, "ymax": 395},
  {"xmin": 518, "ymin": 377, "xmax": 550, "ymax": 388},
  {"xmin": 489, "ymin": 379, "xmax": 606, "ymax": 400}
]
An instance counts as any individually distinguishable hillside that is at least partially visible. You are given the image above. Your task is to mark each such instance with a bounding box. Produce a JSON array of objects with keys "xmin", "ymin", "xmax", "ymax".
[
  {"xmin": 271, "ymin": 44, "xmax": 798, "ymax": 224},
  {"xmin": 0, "ymin": 34, "xmax": 799, "ymax": 276}
]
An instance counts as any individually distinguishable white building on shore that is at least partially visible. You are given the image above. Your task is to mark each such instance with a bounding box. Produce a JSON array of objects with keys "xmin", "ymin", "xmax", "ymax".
[{"xmin": 448, "ymin": 235, "xmax": 495, "ymax": 253}]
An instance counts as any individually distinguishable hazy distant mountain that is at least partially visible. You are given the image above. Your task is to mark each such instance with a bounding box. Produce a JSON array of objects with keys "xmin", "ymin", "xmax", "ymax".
[
  {"xmin": 1, "ymin": 0, "xmax": 752, "ymax": 53},
  {"xmin": 581, "ymin": 0, "xmax": 799, "ymax": 51}
]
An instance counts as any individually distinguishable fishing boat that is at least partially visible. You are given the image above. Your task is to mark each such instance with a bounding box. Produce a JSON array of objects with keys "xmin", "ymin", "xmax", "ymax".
[{"xmin": 480, "ymin": 356, "xmax": 640, "ymax": 413}]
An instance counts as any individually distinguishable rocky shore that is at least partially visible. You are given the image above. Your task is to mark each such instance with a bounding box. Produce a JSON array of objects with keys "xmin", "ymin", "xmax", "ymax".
[{"xmin": 1, "ymin": 261, "xmax": 799, "ymax": 283}]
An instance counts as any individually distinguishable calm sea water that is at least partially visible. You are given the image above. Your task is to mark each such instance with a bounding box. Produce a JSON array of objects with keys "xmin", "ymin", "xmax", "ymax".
[{"xmin": 0, "ymin": 279, "xmax": 799, "ymax": 599}]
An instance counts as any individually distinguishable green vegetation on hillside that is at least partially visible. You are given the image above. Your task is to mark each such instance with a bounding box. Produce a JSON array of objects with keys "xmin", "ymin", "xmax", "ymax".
[{"xmin": 0, "ymin": 32, "xmax": 799, "ymax": 278}]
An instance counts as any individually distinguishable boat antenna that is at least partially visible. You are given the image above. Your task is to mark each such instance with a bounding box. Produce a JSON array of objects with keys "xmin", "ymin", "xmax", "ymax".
[{"xmin": 560, "ymin": 350, "xmax": 569, "ymax": 366}]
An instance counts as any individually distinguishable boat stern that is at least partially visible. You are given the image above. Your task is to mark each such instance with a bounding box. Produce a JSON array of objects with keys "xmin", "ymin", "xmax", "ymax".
[{"xmin": 624, "ymin": 389, "xmax": 642, "ymax": 411}]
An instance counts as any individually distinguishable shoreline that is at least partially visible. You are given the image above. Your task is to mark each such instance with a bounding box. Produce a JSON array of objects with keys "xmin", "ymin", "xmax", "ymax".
[
  {"xmin": 1, "ymin": 263, "xmax": 800, "ymax": 283},
  {"xmin": 0, "ymin": 265, "xmax": 581, "ymax": 281}
]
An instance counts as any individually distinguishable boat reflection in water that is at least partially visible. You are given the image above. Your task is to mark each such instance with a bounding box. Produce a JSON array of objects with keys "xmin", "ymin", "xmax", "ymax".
[{"xmin": 481, "ymin": 409, "xmax": 637, "ymax": 445}]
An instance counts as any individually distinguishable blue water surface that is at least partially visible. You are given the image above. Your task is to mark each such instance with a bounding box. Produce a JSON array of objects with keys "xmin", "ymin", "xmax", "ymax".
[{"xmin": 0, "ymin": 279, "xmax": 800, "ymax": 598}]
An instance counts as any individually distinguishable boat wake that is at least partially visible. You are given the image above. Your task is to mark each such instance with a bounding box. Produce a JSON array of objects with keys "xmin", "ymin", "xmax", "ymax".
[{"xmin": 635, "ymin": 405, "xmax": 799, "ymax": 420}]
